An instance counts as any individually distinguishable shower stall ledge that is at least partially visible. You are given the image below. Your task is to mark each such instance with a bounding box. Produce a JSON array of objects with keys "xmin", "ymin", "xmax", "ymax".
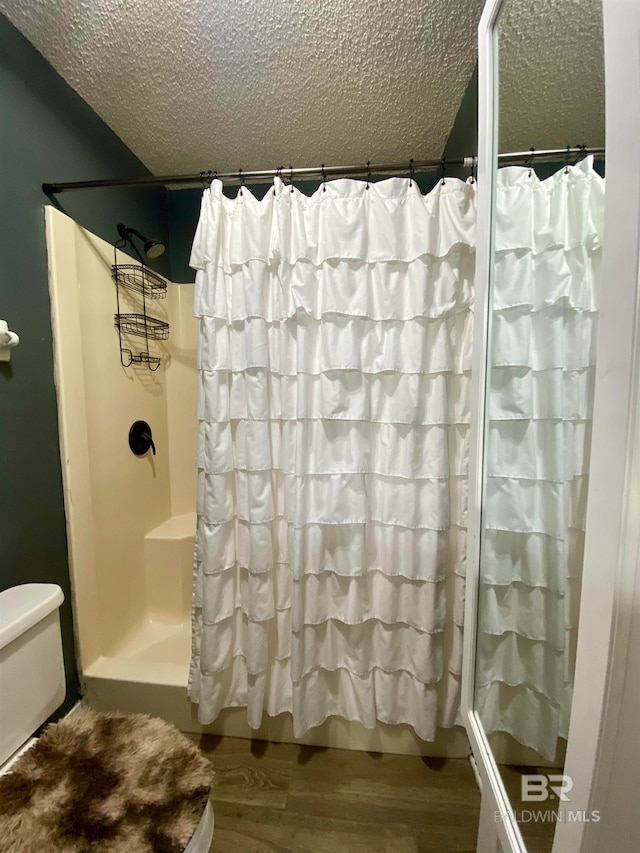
[
  {"xmin": 143, "ymin": 512, "xmax": 195, "ymax": 625},
  {"xmin": 85, "ymin": 510, "xmax": 197, "ymax": 689}
]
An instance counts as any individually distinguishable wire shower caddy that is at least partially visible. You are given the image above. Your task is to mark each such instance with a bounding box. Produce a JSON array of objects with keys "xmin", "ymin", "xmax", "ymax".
[{"xmin": 112, "ymin": 260, "xmax": 169, "ymax": 370}]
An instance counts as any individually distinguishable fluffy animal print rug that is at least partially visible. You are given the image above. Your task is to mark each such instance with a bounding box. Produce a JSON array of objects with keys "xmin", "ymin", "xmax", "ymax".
[{"xmin": 0, "ymin": 706, "xmax": 213, "ymax": 852}]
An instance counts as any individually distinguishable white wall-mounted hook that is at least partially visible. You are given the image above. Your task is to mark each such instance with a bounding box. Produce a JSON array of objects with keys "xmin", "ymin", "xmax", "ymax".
[{"xmin": 0, "ymin": 319, "xmax": 19, "ymax": 362}]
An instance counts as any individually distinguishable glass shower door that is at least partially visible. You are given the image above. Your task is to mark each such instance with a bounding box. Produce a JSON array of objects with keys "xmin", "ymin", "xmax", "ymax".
[{"xmin": 463, "ymin": 0, "xmax": 607, "ymax": 850}]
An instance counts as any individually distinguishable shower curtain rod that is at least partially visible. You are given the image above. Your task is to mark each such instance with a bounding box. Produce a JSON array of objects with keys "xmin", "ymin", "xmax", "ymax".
[{"xmin": 42, "ymin": 146, "xmax": 605, "ymax": 194}]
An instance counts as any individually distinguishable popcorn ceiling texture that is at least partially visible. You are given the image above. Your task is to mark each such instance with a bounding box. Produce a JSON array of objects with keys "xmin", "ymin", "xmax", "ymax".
[
  {"xmin": 498, "ymin": 0, "xmax": 605, "ymax": 152},
  {"xmin": 0, "ymin": 0, "xmax": 483, "ymax": 175}
]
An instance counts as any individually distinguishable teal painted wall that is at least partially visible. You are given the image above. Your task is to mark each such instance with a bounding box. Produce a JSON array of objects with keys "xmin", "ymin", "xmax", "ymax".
[
  {"xmin": 443, "ymin": 66, "xmax": 478, "ymax": 174},
  {"xmin": 0, "ymin": 13, "xmax": 170, "ymax": 715},
  {"xmin": 168, "ymin": 188, "xmax": 204, "ymax": 283}
]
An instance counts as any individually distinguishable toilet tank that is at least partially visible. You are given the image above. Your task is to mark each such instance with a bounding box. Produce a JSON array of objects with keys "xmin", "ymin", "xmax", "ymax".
[{"xmin": 0, "ymin": 584, "xmax": 66, "ymax": 766}]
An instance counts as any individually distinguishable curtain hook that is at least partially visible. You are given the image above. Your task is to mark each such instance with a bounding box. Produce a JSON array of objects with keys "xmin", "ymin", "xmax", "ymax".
[
  {"xmin": 564, "ymin": 145, "xmax": 571, "ymax": 174},
  {"xmin": 574, "ymin": 143, "xmax": 587, "ymax": 166},
  {"xmin": 273, "ymin": 166, "xmax": 282, "ymax": 196},
  {"xmin": 527, "ymin": 147, "xmax": 535, "ymax": 177},
  {"xmin": 321, "ymin": 163, "xmax": 327, "ymax": 192},
  {"xmin": 288, "ymin": 165, "xmax": 294, "ymax": 194},
  {"xmin": 238, "ymin": 168, "xmax": 244, "ymax": 196},
  {"xmin": 409, "ymin": 158, "xmax": 415, "ymax": 187},
  {"xmin": 366, "ymin": 160, "xmax": 371, "ymax": 190},
  {"xmin": 440, "ymin": 157, "xmax": 446, "ymax": 186}
]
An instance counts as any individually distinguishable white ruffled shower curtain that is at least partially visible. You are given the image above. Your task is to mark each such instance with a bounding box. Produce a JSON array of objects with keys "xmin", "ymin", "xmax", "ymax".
[
  {"xmin": 188, "ymin": 175, "xmax": 476, "ymax": 739},
  {"xmin": 188, "ymin": 159, "xmax": 603, "ymax": 756},
  {"xmin": 477, "ymin": 156, "xmax": 604, "ymax": 760}
]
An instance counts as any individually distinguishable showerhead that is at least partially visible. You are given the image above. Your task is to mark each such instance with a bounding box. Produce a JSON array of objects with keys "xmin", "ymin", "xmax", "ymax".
[
  {"xmin": 117, "ymin": 223, "xmax": 166, "ymax": 260},
  {"xmin": 144, "ymin": 238, "xmax": 165, "ymax": 259}
]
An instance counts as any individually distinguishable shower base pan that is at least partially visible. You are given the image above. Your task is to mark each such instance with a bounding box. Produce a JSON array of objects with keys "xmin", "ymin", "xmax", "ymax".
[{"xmin": 83, "ymin": 619, "xmax": 472, "ymax": 758}]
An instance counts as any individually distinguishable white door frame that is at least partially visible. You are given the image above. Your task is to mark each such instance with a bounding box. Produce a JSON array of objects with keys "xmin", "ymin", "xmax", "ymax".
[
  {"xmin": 463, "ymin": 1, "xmax": 640, "ymax": 851},
  {"xmin": 461, "ymin": 0, "xmax": 527, "ymax": 849},
  {"xmin": 553, "ymin": 0, "xmax": 640, "ymax": 849}
]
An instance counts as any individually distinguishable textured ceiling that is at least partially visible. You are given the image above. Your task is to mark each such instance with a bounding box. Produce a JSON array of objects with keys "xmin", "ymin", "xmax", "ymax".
[
  {"xmin": 498, "ymin": 0, "xmax": 605, "ymax": 152},
  {"xmin": 0, "ymin": 0, "xmax": 483, "ymax": 175},
  {"xmin": 1, "ymin": 0, "xmax": 605, "ymax": 175}
]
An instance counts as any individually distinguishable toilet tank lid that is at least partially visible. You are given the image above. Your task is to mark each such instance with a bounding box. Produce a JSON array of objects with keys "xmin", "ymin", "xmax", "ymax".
[{"xmin": 0, "ymin": 584, "xmax": 65, "ymax": 651}]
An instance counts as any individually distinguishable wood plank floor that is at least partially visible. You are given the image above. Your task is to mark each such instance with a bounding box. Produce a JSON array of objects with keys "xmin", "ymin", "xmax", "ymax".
[{"xmin": 185, "ymin": 734, "xmax": 481, "ymax": 853}]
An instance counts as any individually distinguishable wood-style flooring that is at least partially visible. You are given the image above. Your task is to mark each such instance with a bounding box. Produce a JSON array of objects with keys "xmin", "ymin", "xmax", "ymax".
[{"xmin": 185, "ymin": 734, "xmax": 481, "ymax": 853}]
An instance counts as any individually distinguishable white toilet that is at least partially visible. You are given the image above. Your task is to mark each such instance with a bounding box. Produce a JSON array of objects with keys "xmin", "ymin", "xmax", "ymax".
[{"xmin": 0, "ymin": 584, "xmax": 214, "ymax": 852}]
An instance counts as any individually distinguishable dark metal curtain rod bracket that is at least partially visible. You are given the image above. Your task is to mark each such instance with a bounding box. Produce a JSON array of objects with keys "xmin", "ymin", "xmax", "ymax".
[{"xmin": 42, "ymin": 147, "xmax": 605, "ymax": 195}]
